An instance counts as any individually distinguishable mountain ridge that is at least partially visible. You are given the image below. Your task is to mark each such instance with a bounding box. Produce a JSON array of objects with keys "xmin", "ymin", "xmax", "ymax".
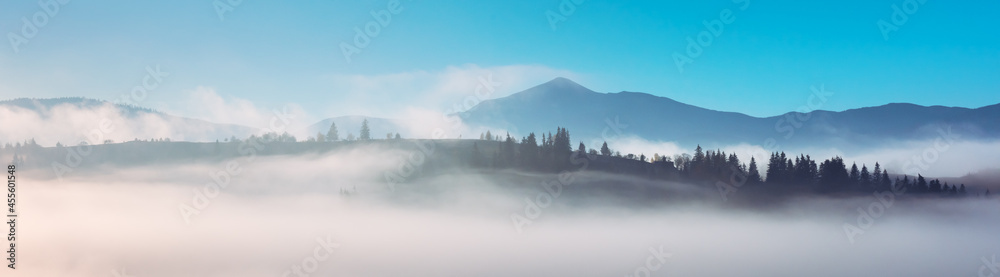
[
  {"xmin": 458, "ymin": 77, "xmax": 1000, "ymax": 150},
  {"xmin": 3, "ymin": 78, "xmax": 998, "ymax": 150}
]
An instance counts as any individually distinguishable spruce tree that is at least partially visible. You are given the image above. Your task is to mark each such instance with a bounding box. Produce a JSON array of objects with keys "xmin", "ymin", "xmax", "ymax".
[
  {"xmin": 359, "ymin": 118, "xmax": 371, "ymax": 140},
  {"xmin": 880, "ymin": 169, "xmax": 891, "ymax": 191},
  {"xmin": 747, "ymin": 157, "xmax": 762, "ymax": 184},
  {"xmin": 929, "ymin": 179, "xmax": 942, "ymax": 193},
  {"xmin": 872, "ymin": 163, "xmax": 882, "ymax": 187},
  {"xmin": 326, "ymin": 122, "xmax": 339, "ymax": 141},
  {"xmin": 849, "ymin": 163, "xmax": 861, "ymax": 188},
  {"xmin": 860, "ymin": 165, "xmax": 871, "ymax": 188}
]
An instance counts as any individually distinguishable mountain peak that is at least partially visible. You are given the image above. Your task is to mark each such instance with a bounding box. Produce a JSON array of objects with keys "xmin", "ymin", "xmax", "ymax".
[
  {"xmin": 506, "ymin": 77, "xmax": 596, "ymax": 100},
  {"xmin": 540, "ymin": 77, "xmax": 591, "ymax": 91}
]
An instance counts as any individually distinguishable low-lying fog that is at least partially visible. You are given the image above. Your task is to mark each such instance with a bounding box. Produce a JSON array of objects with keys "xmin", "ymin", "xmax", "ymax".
[{"xmin": 17, "ymin": 146, "xmax": 1000, "ymax": 277}]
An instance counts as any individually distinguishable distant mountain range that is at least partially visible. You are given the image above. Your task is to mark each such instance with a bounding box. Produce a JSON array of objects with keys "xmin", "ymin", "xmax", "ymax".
[
  {"xmin": 0, "ymin": 97, "xmax": 157, "ymax": 115},
  {"xmin": 4, "ymin": 79, "xmax": 999, "ymax": 150},
  {"xmin": 0, "ymin": 97, "xmax": 259, "ymax": 143},
  {"xmin": 457, "ymin": 78, "xmax": 1000, "ymax": 150}
]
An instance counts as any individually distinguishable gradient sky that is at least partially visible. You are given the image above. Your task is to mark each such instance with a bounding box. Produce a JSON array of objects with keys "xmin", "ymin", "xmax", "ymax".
[{"xmin": 1, "ymin": 0, "xmax": 998, "ymax": 120}]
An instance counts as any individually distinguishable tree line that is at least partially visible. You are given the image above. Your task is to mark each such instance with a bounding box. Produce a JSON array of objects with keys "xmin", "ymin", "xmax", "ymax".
[
  {"xmin": 472, "ymin": 127, "xmax": 987, "ymax": 198},
  {"xmin": 3, "ymin": 124, "xmax": 993, "ymax": 198},
  {"xmin": 471, "ymin": 127, "xmax": 575, "ymax": 172}
]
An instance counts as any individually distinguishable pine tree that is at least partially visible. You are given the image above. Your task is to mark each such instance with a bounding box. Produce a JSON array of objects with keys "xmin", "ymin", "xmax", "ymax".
[
  {"xmin": 470, "ymin": 142, "xmax": 484, "ymax": 167},
  {"xmin": 500, "ymin": 133, "xmax": 516, "ymax": 167},
  {"xmin": 692, "ymin": 145, "xmax": 706, "ymax": 179},
  {"xmin": 849, "ymin": 163, "xmax": 861, "ymax": 188},
  {"xmin": 785, "ymin": 158, "xmax": 794, "ymax": 184},
  {"xmin": 326, "ymin": 122, "xmax": 339, "ymax": 141},
  {"xmin": 765, "ymin": 152, "xmax": 784, "ymax": 185},
  {"xmin": 818, "ymin": 156, "xmax": 849, "ymax": 191},
  {"xmin": 860, "ymin": 164, "xmax": 871, "ymax": 189},
  {"xmin": 872, "ymin": 163, "xmax": 882, "ymax": 187},
  {"xmin": 880, "ymin": 169, "xmax": 891, "ymax": 192},
  {"xmin": 549, "ymin": 128, "xmax": 572, "ymax": 169},
  {"xmin": 359, "ymin": 118, "xmax": 371, "ymax": 140},
  {"xmin": 600, "ymin": 141, "xmax": 611, "ymax": 156},
  {"xmin": 929, "ymin": 179, "xmax": 942, "ymax": 193},
  {"xmin": 728, "ymin": 153, "xmax": 742, "ymax": 174},
  {"xmin": 747, "ymin": 157, "xmax": 762, "ymax": 184},
  {"xmin": 916, "ymin": 174, "xmax": 928, "ymax": 193},
  {"xmin": 519, "ymin": 133, "xmax": 539, "ymax": 169}
]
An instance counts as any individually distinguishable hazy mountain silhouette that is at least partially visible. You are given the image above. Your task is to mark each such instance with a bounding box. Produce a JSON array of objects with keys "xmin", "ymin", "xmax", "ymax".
[
  {"xmin": 0, "ymin": 97, "xmax": 157, "ymax": 115},
  {"xmin": 8, "ymin": 80, "xmax": 999, "ymax": 149},
  {"xmin": 0, "ymin": 97, "xmax": 260, "ymax": 141},
  {"xmin": 457, "ymin": 78, "xmax": 1000, "ymax": 149}
]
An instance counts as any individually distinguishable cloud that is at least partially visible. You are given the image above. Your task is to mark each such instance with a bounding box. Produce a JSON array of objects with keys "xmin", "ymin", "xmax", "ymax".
[
  {"xmin": 604, "ymin": 136, "xmax": 770, "ymax": 164},
  {"xmin": 391, "ymin": 108, "xmax": 466, "ymax": 139},
  {"xmin": 0, "ymin": 102, "xmax": 252, "ymax": 146},
  {"xmin": 0, "ymin": 62, "xmax": 579, "ymax": 144},
  {"xmin": 602, "ymin": 136, "xmax": 1000, "ymax": 178},
  {"xmin": 162, "ymin": 87, "xmax": 315, "ymax": 134},
  {"xmin": 14, "ymin": 146, "xmax": 1000, "ymax": 276},
  {"xmin": 834, "ymin": 140, "xmax": 1000, "ymax": 178},
  {"xmin": 602, "ymin": 136, "xmax": 688, "ymax": 158},
  {"xmin": 323, "ymin": 64, "xmax": 582, "ymax": 118}
]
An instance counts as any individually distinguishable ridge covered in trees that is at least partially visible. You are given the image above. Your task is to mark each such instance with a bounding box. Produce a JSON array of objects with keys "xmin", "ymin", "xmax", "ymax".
[
  {"xmin": 470, "ymin": 127, "xmax": 982, "ymax": 198},
  {"xmin": 2, "ymin": 124, "xmax": 992, "ymax": 199}
]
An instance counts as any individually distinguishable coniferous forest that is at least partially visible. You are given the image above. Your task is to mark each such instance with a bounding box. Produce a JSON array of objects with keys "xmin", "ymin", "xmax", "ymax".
[
  {"xmin": 465, "ymin": 126, "xmax": 983, "ymax": 199},
  {"xmin": 3, "ymin": 123, "xmax": 990, "ymax": 201}
]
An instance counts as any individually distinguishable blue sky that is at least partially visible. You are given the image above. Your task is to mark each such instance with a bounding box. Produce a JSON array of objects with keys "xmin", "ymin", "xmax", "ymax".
[{"xmin": 1, "ymin": 0, "xmax": 998, "ymax": 121}]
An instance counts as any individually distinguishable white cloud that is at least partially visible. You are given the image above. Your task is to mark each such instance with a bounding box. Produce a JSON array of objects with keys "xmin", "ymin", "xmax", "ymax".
[
  {"xmin": 603, "ymin": 136, "xmax": 1000, "ymax": 178},
  {"xmin": 161, "ymin": 87, "xmax": 316, "ymax": 137},
  {"xmin": 604, "ymin": 136, "xmax": 687, "ymax": 158},
  {"xmin": 392, "ymin": 108, "xmax": 466, "ymax": 139},
  {"xmin": 16, "ymin": 147, "xmax": 1000, "ymax": 276},
  {"xmin": 0, "ymin": 63, "xmax": 580, "ymax": 144},
  {"xmin": 0, "ymin": 102, "xmax": 248, "ymax": 146}
]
